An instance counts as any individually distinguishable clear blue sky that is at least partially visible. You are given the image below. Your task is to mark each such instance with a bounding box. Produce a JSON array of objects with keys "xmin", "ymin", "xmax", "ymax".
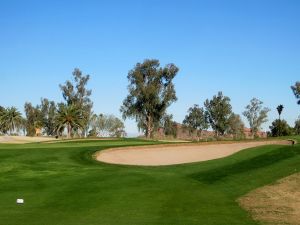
[{"xmin": 1, "ymin": 0, "xmax": 299, "ymax": 136}]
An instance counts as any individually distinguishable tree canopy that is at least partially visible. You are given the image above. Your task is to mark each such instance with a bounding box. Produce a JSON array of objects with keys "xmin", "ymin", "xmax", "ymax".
[
  {"xmin": 120, "ymin": 59, "xmax": 179, "ymax": 138},
  {"xmin": 24, "ymin": 99, "xmax": 57, "ymax": 137},
  {"xmin": 60, "ymin": 69, "xmax": 93, "ymax": 137},
  {"xmin": 243, "ymin": 98, "xmax": 270, "ymax": 137},
  {"xmin": 204, "ymin": 92, "xmax": 232, "ymax": 136},
  {"xmin": 0, "ymin": 106, "xmax": 8, "ymax": 134},
  {"xmin": 55, "ymin": 104, "xmax": 84, "ymax": 138},
  {"xmin": 0, "ymin": 107, "xmax": 23, "ymax": 135},
  {"xmin": 291, "ymin": 82, "xmax": 300, "ymax": 104},
  {"xmin": 294, "ymin": 117, "xmax": 300, "ymax": 135},
  {"xmin": 89, "ymin": 114, "xmax": 126, "ymax": 138},
  {"xmin": 277, "ymin": 104, "xmax": 284, "ymax": 120},
  {"xmin": 227, "ymin": 113, "xmax": 245, "ymax": 139},
  {"xmin": 161, "ymin": 114, "xmax": 177, "ymax": 138},
  {"xmin": 40, "ymin": 98, "xmax": 57, "ymax": 136},
  {"xmin": 183, "ymin": 104, "xmax": 208, "ymax": 139},
  {"xmin": 269, "ymin": 119, "xmax": 292, "ymax": 137}
]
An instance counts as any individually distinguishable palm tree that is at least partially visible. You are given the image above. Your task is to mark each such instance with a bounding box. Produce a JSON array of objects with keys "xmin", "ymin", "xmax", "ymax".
[
  {"xmin": 0, "ymin": 107, "xmax": 23, "ymax": 135},
  {"xmin": 277, "ymin": 104, "xmax": 284, "ymax": 120},
  {"xmin": 55, "ymin": 104, "xmax": 84, "ymax": 138},
  {"xmin": 276, "ymin": 104, "xmax": 284, "ymax": 137}
]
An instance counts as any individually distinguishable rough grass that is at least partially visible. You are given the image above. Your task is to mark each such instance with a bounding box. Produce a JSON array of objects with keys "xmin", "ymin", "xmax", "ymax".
[
  {"xmin": 0, "ymin": 137, "xmax": 299, "ymax": 225},
  {"xmin": 239, "ymin": 173, "xmax": 300, "ymax": 225}
]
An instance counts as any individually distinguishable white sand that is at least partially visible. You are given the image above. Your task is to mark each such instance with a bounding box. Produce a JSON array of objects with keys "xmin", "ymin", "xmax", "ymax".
[
  {"xmin": 0, "ymin": 136, "xmax": 55, "ymax": 144},
  {"xmin": 96, "ymin": 140, "xmax": 293, "ymax": 166}
]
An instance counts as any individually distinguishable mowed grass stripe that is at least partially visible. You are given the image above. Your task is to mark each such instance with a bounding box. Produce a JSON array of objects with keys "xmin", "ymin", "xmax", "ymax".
[{"xmin": 0, "ymin": 138, "xmax": 299, "ymax": 225}]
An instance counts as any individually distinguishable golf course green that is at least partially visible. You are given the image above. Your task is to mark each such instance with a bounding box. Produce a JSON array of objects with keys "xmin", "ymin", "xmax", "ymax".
[{"xmin": 0, "ymin": 138, "xmax": 299, "ymax": 225}]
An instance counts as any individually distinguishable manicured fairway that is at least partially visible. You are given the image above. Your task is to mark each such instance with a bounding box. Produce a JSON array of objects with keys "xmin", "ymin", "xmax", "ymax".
[{"xmin": 0, "ymin": 138, "xmax": 299, "ymax": 225}]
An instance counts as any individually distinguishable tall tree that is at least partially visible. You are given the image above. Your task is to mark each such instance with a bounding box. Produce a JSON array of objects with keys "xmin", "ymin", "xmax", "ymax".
[
  {"xmin": 291, "ymin": 82, "xmax": 300, "ymax": 104},
  {"xmin": 24, "ymin": 102, "xmax": 42, "ymax": 136},
  {"xmin": 183, "ymin": 105, "xmax": 208, "ymax": 140},
  {"xmin": 204, "ymin": 92, "xmax": 232, "ymax": 136},
  {"xmin": 277, "ymin": 104, "xmax": 284, "ymax": 120},
  {"xmin": 60, "ymin": 69, "xmax": 93, "ymax": 137},
  {"xmin": 276, "ymin": 104, "xmax": 284, "ymax": 136},
  {"xmin": 55, "ymin": 104, "xmax": 84, "ymax": 139},
  {"xmin": 24, "ymin": 100, "xmax": 56, "ymax": 136},
  {"xmin": 120, "ymin": 59, "xmax": 179, "ymax": 138},
  {"xmin": 40, "ymin": 98, "xmax": 57, "ymax": 136},
  {"xmin": 227, "ymin": 113, "xmax": 245, "ymax": 139},
  {"xmin": 243, "ymin": 98, "xmax": 270, "ymax": 138},
  {"xmin": 161, "ymin": 114, "xmax": 177, "ymax": 138}
]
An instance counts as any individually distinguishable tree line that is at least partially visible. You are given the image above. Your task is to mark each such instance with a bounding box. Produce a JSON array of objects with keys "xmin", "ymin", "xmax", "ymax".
[
  {"xmin": 180, "ymin": 95, "xmax": 269, "ymax": 140},
  {"xmin": 1, "ymin": 58, "xmax": 300, "ymax": 139},
  {"xmin": 0, "ymin": 69, "xmax": 125, "ymax": 138},
  {"xmin": 120, "ymin": 59, "xmax": 300, "ymax": 139}
]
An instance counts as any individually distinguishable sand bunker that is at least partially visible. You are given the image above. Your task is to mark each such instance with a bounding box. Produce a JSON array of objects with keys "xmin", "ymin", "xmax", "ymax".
[
  {"xmin": 0, "ymin": 136, "xmax": 55, "ymax": 144},
  {"xmin": 96, "ymin": 140, "xmax": 293, "ymax": 166}
]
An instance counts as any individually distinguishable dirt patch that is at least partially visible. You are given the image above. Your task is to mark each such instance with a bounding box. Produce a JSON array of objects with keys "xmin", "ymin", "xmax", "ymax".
[
  {"xmin": 96, "ymin": 140, "xmax": 293, "ymax": 166},
  {"xmin": 239, "ymin": 173, "xmax": 300, "ymax": 225}
]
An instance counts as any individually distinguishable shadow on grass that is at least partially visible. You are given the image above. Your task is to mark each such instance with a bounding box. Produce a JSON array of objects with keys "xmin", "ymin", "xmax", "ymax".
[{"xmin": 190, "ymin": 145, "xmax": 300, "ymax": 184}]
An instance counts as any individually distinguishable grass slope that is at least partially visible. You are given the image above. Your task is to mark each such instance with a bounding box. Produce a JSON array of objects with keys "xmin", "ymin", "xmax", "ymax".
[{"xmin": 0, "ymin": 137, "xmax": 299, "ymax": 225}]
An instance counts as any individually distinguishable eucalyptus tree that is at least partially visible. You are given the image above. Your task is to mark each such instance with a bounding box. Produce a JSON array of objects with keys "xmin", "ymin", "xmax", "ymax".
[
  {"xmin": 243, "ymin": 98, "xmax": 270, "ymax": 138},
  {"xmin": 204, "ymin": 92, "xmax": 232, "ymax": 136},
  {"xmin": 89, "ymin": 114, "xmax": 125, "ymax": 137},
  {"xmin": 120, "ymin": 59, "xmax": 179, "ymax": 138},
  {"xmin": 24, "ymin": 102, "xmax": 42, "ymax": 136},
  {"xmin": 107, "ymin": 116, "xmax": 126, "ymax": 138},
  {"xmin": 161, "ymin": 114, "xmax": 177, "ymax": 138},
  {"xmin": 227, "ymin": 113, "xmax": 245, "ymax": 139},
  {"xmin": 60, "ymin": 69, "xmax": 93, "ymax": 137},
  {"xmin": 40, "ymin": 98, "xmax": 57, "ymax": 136},
  {"xmin": 183, "ymin": 105, "xmax": 208, "ymax": 140},
  {"xmin": 55, "ymin": 104, "xmax": 84, "ymax": 139},
  {"xmin": 24, "ymin": 99, "xmax": 56, "ymax": 136},
  {"xmin": 291, "ymin": 82, "xmax": 300, "ymax": 104}
]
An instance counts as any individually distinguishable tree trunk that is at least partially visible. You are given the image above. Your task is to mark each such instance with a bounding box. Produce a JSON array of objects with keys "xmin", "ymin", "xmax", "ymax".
[
  {"xmin": 278, "ymin": 116, "xmax": 281, "ymax": 136},
  {"xmin": 67, "ymin": 123, "xmax": 71, "ymax": 139},
  {"xmin": 146, "ymin": 115, "xmax": 153, "ymax": 139},
  {"xmin": 146, "ymin": 130, "xmax": 151, "ymax": 139},
  {"xmin": 199, "ymin": 130, "xmax": 202, "ymax": 141},
  {"xmin": 215, "ymin": 130, "xmax": 219, "ymax": 138},
  {"xmin": 147, "ymin": 124, "xmax": 152, "ymax": 139},
  {"xmin": 251, "ymin": 128, "xmax": 255, "ymax": 139}
]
